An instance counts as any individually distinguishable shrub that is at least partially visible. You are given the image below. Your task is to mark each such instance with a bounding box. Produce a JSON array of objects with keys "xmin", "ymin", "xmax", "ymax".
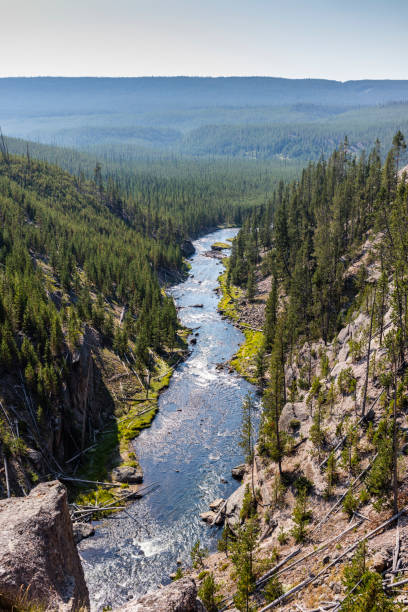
[
  {"xmin": 172, "ymin": 566, "xmax": 183, "ymax": 580},
  {"xmin": 198, "ymin": 572, "xmax": 219, "ymax": 612},
  {"xmin": 277, "ymin": 528, "xmax": 288, "ymax": 545},
  {"xmin": 359, "ymin": 487, "xmax": 370, "ymax": 505},
  {"xmin": 294, "ymin": 475, "xmax": 313, "ymax": 495},
  {"xmin": 191, "ymin": 539, "xmax": 208, "ymax": 569},
  {"xmin": 338, "ymin": 367, "xmax": 357, "ymax": 395},
  {"xmin": 343, "ymin": 487, "xmax": 358, "ymax": 518},
  {"xmin": 291, "ymin": 487, "xmax": 312, "ymax": 543},
  {"xmin": 264, "ymin": 575, "xmax": 284, "ymax": 603},
  {"xmin": 320, "ymin": 352, "xmax": 330, "ymax": 378}
]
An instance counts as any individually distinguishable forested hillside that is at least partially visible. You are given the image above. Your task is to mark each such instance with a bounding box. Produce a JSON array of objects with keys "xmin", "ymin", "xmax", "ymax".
[
  {"xmin": 0, "ymin": 150, "xmax": 191, "ymax": 495},
  {"xmin": 4, "ymin": 135, "xmax": 298, "ymax": 234},
  {"xmin": 205, "ymin": 133, "xmax": 408, "ymax": 610}
]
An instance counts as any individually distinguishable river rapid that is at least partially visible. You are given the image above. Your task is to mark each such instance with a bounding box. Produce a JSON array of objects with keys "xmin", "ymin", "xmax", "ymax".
[{"xmin": 78, "ymin": 228, "xmax": 257, "ymax": 610}]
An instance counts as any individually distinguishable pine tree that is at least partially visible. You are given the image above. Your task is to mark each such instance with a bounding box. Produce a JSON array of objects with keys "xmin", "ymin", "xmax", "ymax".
[
  {"xmin": 198, "ymin": 573, "xmax": 219, "ymax": 612},
  {"xmin": 291, "ymin": 486, "xmax": 311, "ymax": 543},
  {"xmin": 231, "ymin": 517, "xmax": 259, "ymax": 612}
]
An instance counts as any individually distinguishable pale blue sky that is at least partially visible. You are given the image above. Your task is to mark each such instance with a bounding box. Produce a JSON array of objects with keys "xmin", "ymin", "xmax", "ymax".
[{"xmin": 1, "ymin": 0, "xmax": 407, "ymax": 80}]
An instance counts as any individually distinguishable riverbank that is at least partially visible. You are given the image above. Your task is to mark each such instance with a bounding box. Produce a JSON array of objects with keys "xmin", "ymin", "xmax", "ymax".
[
  {"xmin": 72, "ymin": 238, "xmax": 239, "ymax": 512},
  {"xmin": 77, "ymin": 227, "xmax": 256, "ymax": 609},
  {"xmin": 72, "ymin": 331, "xmax": 190, "ymax": 512},
  {"xmin": 217, "ymin": 259, "xmax": 265, "ymax": 386}
]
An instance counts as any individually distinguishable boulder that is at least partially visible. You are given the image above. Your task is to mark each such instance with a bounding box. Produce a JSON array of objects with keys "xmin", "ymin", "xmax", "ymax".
[
  {"xmin": 180, "ymin": 240, "xmax": 195, "ymax": 258},
  {"xmin": 199, "ymin": 511, "xmax": 216, "ymax": 523},
  {"xmin": 72, "ymin": 521, "xmax": 95, "ymax": 544},
  {"xmin": 112, "ymin": 465, "xmax": 143, "ymax": 484},
  {"xmin": 231, "ymin": 464, "xmax": 246, "ymax": 479},
  {"xmin": 371, "ymin": 549, "xmax": 390, "ymax": 573},
  {"xmin": 117, "ymin": 577, "xmax": 206, "ymax": 611},
  {"xmin": 209, "ymin": 498, "xmax": 225, "ymax": 512},
  {"xmin": 0, "ymin": 480, "xmax": 89, "ymax": 611},
  {"xmin": 26, "ymin": 447, "xmax": 43, "ymax": 469}
]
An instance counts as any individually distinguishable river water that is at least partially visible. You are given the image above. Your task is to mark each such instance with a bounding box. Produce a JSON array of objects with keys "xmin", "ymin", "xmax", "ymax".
[{"xmin": 78, "ymin": 228, "xmax": 256, "ymax": 610}]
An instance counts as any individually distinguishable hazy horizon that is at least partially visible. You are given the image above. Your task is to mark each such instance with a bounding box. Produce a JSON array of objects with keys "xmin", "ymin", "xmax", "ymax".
[
  {"xmin": 2, "ymin": 0, "xmax": 408, "ymax": 81},
  {"xmin": 2, "ymin": 75, "xmax": 408, "ymax": 83}
]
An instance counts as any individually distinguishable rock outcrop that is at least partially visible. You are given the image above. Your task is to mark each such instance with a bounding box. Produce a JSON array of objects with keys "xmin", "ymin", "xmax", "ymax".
[
  {"xmin": 231, "ymin": 464, "xmax": 246, "ymax": 479},
  {"xmin": 224, "ymin": 484, "xmax": 245, "ymax": 528},
  {"xmin": 181, "ymin": 240, "xmax": 195, "ymax": 257},
  {"xmin": 72, "ymin": 521, "xmax": 95, "ymax": 544},
  {"xmin": 0, "ymin": 481, "xmax": 90, "ymax": 611},
  {"xmin": 117, "ymin": 577, "xmax": 206, "ymax": 611},
  {"xmin": 112, "ymin": 465, "xmax": 143, "ymax": 484}
]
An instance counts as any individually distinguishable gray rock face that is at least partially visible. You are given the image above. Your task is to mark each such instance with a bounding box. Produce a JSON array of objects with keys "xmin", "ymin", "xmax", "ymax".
[
  {"xmin": 117, "ymin": 577, "xmax": 206, "ymax": 611},
  {"xmin": 112, "ymin": 465, "xmax": 143, "ymax": 483},
  {"xmin": 225, "ymin": 484, "xmax": 246, "ymax": 528},
  {"xmin": 337, "ymin": 324, "xmax": 351, "ymax": 344},
  {"xmin": 0, "ymin": 481, "xmax": 90, "ymax": 611},
  {"xmin": 279, "ymin": 401, "xmax": 310, "ymax": 433}
]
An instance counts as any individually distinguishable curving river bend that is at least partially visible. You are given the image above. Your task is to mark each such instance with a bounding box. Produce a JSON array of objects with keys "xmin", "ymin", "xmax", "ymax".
[{"xmin": 78, "ymin": 228, "xmax": 257, "ymax": 610}]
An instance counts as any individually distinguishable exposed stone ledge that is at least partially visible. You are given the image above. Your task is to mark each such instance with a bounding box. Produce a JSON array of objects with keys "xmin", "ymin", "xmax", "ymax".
[
  {"xmin": 0, "ymin": 481, "xmax": 89, "ymax": 611},
  {"xmin": 116, "ymin": 577, "xmax": 206, "ymax": 611}
]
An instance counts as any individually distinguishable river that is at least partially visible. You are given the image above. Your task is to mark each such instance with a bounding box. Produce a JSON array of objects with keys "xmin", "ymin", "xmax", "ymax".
[{"xmin": 78, "ymin": 228, "xmax": 257, "ymax": 610}]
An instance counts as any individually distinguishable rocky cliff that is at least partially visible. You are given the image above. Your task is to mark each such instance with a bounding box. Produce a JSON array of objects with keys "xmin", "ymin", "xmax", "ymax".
[
  {"xmin": 193, "ymin": 232, "xmax": 408, "ymax": 610},
  {"xmin": 0, "ymin": 481, "xmax": 89, "ymax": 611},
  {"xmin": 0, "ymin": 324, "xmax": 115, "ymax": 498}
]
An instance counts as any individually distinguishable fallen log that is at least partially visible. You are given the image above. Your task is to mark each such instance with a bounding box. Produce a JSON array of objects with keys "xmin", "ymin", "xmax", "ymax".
[
  {"xmin": 312, "ymin": 452, "xmax": 378, "ymax": 533},
  {"xmin": 258, "ymin": 507, "xmax": 406, "ymax": 610},
  {"xmin": 270, "ymin": 519, "xmax": 363, "ymax": 583},
  {"xmin": 218, "ymin": 548, "xmax": 301, "ymax": 609},
  {"xmin": 319, "ymin": 407, "xmax": 375, "ymax": 470},
  {"xmin": 65, "ymin": 444, "xmax": 96, "ymax": 465},
  {"xmin": 384, "ymin": 576, "xmax": 408, "ymax": 589},
  {"xmin": 211, "ymin": 500, "xmax": 227, "ymax": 526},
  {"xmin": 59, "ymin": 476, "xmax": 123, "ymax": 487}
]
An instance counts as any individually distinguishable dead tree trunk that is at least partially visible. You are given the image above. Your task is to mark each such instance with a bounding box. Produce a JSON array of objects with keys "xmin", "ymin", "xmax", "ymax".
[{"xmin": 362, "ymin": 284, "xmax": 376, "ymax": 417}]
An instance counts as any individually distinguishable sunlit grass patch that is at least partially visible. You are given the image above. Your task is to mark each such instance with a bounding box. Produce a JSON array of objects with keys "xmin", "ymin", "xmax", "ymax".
[
  {"xmin": 230, "ymin": 327, "xmax": 264, "ymax": 384},
  {"xmin": 212, "ymin": 241, "xmax": 231, "ymax": 249},
  {"xmin": 218, "ymin": 268, "xmax": 242, "ymax": 321}
]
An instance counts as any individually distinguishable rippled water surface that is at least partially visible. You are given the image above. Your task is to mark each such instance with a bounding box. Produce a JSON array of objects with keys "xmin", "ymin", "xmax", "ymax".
[{"xmin": 79, "ymin": 228, "xmax": 256, "ymax": 610}]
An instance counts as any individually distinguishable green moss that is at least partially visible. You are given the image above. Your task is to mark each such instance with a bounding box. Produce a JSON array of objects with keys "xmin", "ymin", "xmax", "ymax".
[
  {"xmin": 212, "ymin": 242, "xmax": 231, "ymax": 249},
  {"xmin": 75, "ymin": 485, "xmax": 120, "ymax": 512},
  {"xmin": 217, "ymin": 261, "xmax": 263, "ymax": 383},
  {"xmin": 72, "ymin": 351, "xmax": 183, "ymax": 509},
  {"xmin": 218, "ymin": 267, "xmax": 242, "ymax": 321},
  {"xmin": 230, "ymin": 327, "xmax": 264, "ymax": 384}
]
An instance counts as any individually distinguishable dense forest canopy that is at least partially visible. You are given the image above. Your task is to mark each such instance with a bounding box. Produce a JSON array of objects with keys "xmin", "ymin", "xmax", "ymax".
[
  {"xmin": 230, "ymin": 135, "xmax": 408, "ymax": 347},
  {"xmin": 0, "ymin": 132, "xmax": 287, "ymax": 478},
  {"xmin": 4, "ymin": 135, "xmax": 300, "ymax": 235}
]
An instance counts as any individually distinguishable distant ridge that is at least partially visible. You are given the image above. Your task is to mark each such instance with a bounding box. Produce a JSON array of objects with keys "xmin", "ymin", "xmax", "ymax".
[
  {"xmin": 2, "ymin": 77, "xmax": 408, "ymax": 161},
  {"xmin": 2, "ymin": 76, "xmax": 408, "ymax": 117}
]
